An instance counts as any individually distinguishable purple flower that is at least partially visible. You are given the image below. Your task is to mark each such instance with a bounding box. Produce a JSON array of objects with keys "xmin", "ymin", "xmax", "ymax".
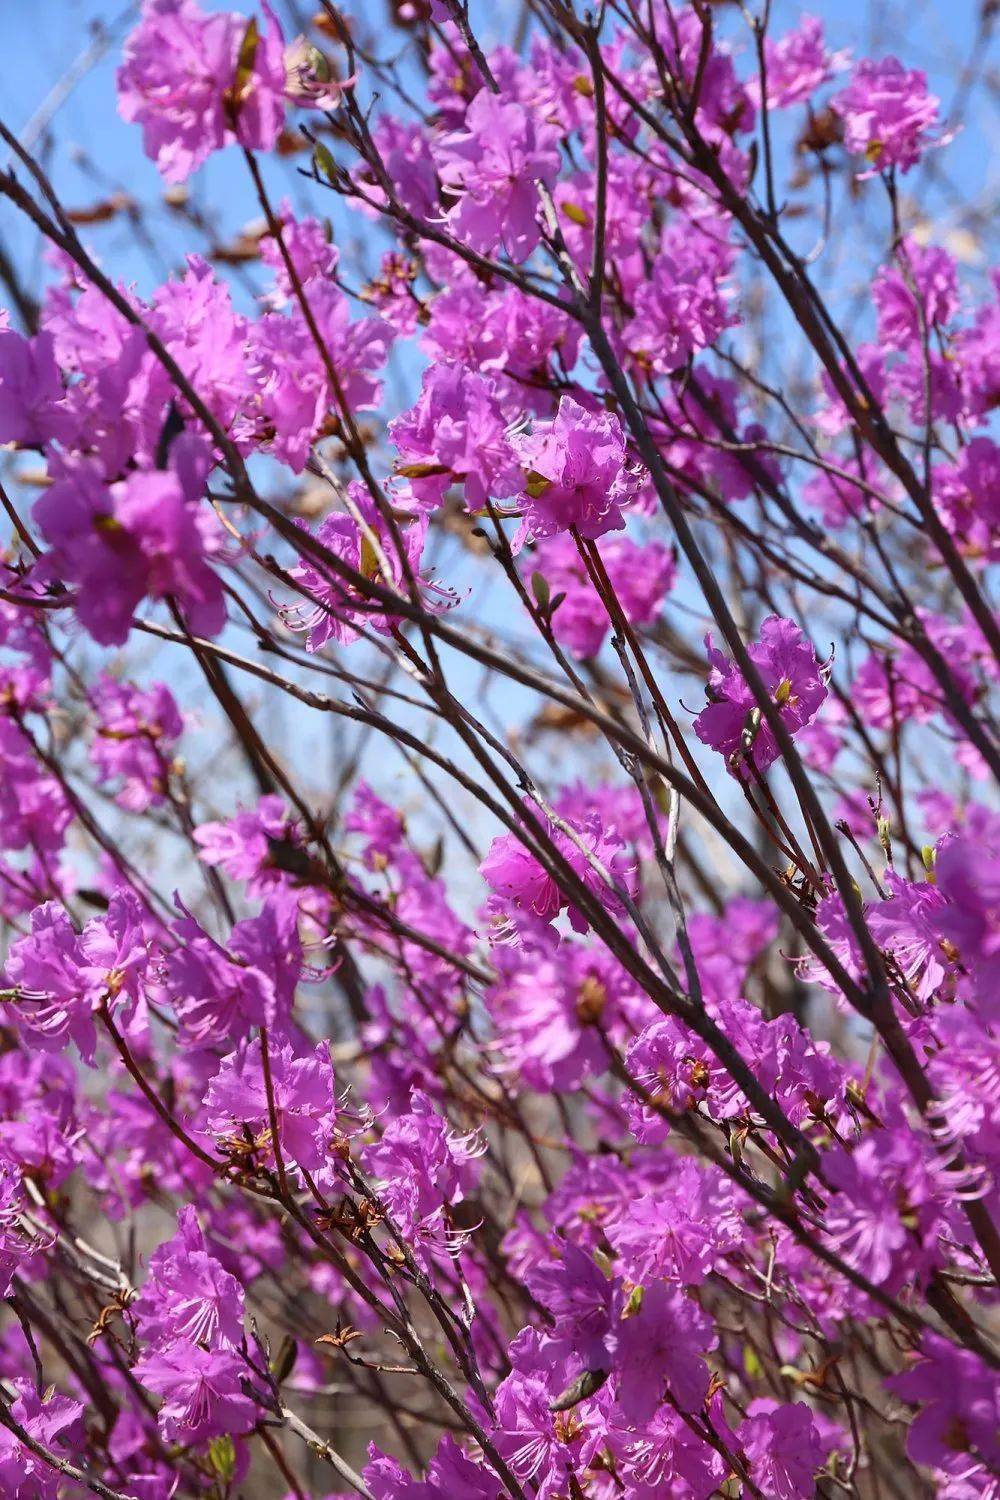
[
  {"xmin": 434, "ymin": 90, "xmax": 561, "ymax": 262},
  {"xmin": 488, "ymin": 1370, "xmax": 575, "ymax": 1495},
  {"xmin": 530, "ymin": 532, "xmax": 675, "ymax": 659},
  {"xmin": 608, "ymin": 1159, "xmax": 742, "ymax": 1286},
  {"xmin": 823, "ymin": 1129, "xmax": 952, "ymax": 1290},
  {"xmin": 135, "ymin": 1205, "xmax": 245, "ymax": 1351},
  {"xmin": 624, "ymin": 240, "xmax": 735, "ymax": 375},
  {"xmin": 5, "ymin": 892, "xmax": 148, "ymax": 1061},
  {"xmin": 833, "ymin": 56, "xmax": 941, "ymax": 175},
  {"xmin": 612, "ymin": 1281, "xmax": 716, "ymax": 1420},
  {"xmin": 0, "ymin": 719, "xmax": 72, "ymax": 857},
  {"xmin": 738, "ymin": 1400, "xmax": 829, "ymax": 1499},
  {"xmin": 34, "ymin": 435, "xmax": 225, "ymax": 646},
  {"xmin": 514, "ymin": 397, "xmax": 642, "ymax": 539},
  {"xmin": 118, "ymin": 0, "xmax": 287, "ymax": 183},
  {"xmin": 0, "ymin": 1381, "xmax": 83, "ymax": 1497},
  {"xmin": 205, "ymin": 1036, "xmax": 336, "ymax": 1171},
  {"xmin": 934, "ymin": 437, "xmax": 1000, "ymax": 560},
  {"xmin": 873, "ymin": 237, "xmax": 958, "ymax": 348},
  {"xmin": 194, "ymin": 794, "xmax": 299, "ymax": 895},
  {"xmin": 365, "ymin": 1436, "xmax": 501, "ymax": 1498},
  {"xmin": 389, "ymin": 362, "xmax": 520, "ymax": 510},
  {"xmin": 0, "ymin": 329, "xmax": 76, "ymax": 448},
  {"xmin": 90, "ymin": 674, "xmax": 184, "ymax": 811},
  {"xmin": 934, "ymin": 834, "xmax": 1000, "ymax": 1016},
  {"xmin": 888, "ymin": 1334, "xmax": 1000, "ymax": 1483},
  {"xmin": 693, "ymin": 615, "xmax": 829, "ymax": 776},
  {"xmin": 286, "ymin": 489, "xmax": 435, "ymax": 649},
  {"xmin": 163, "ymin": 901, "xmax": 299, "ymax": 1046},
  {"xmin": 361, "ymin": 1090, "xmax": 483, "ymax": 1268},
  {"xmin": 480, "ymin": 802, "xmax": 638, "ymax": 937},
  {"xmin": 344, "ymin": 780, "xmax": 406, "ymax": 869},
  {"xmin": 752, "ymin": 16, "xmax": 847, "ymax": 110},
  {"xmin": 134, "ymin": 1339, "xmax": 257, "ymax": 1444}
]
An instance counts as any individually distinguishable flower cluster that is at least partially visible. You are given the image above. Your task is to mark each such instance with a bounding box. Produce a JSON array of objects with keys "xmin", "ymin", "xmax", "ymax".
[{"xmin": 0, "ymin": 0, "xmax": 993, "ymax": 1495}]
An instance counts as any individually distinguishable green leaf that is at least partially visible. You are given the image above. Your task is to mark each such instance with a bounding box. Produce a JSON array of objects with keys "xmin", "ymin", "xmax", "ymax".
[
  {"xmin": 313, "ymin": 141, "xmax": 338, "ymax": 183},
  {"xmin": 208, "ymin": 1434, "xmax": 236, "ymax": 1481},
  {"xmin": 531, "ymin": 570, "xmax": 551, "ymax": 611},
  {"xmin": 549, "ymin": 1367, "xmax": 609, "ymax": 1412}
]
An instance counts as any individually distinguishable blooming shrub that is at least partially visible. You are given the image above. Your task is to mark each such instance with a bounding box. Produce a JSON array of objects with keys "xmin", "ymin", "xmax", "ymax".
[{"xmin": 0, "ymin": 0, "xmax": 996, "ymax": 1495}]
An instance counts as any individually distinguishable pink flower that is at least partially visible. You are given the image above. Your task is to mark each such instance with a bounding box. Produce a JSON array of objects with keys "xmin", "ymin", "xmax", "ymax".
[
  {"xmin": 4, "ymin": 892, "xmax": 148, "ymax": 1062},
  {"xmin": 934, "ymin": 834, "xmax": 1000, "ymax": 1015},
  {"xmin": 514, "ymin": 397, "xmax": 642, "ymax": 539},
  {"xmin": 529, "ymin": 532, "xmax": 675, "ymax": 658},
  {"xmin": 205, "ymin": 1037, "xmax": 336, "ymax": 1171},
  {"xmin": 889, "ymin": 1335, "xmax": 1000, "ymax": 1484},
  {"xmin": 0, "ymin": 718, "xmax": 72, "ymax": 857},
  {"xmin": 134, "ymin": 1206, "xmax": 245, "ymax": 1350},
  {"xmin": 0, "ymin": 329, "xmax": 76, "ymax": 448},
  {"xmin": 612, "ymin": 1281, "xmax": 716, "ymax": 1420},
  {"xmin": 194, "ymin": 794, "xmax": 299, "ymax": 896},
  {"xmin": 872, "ymin": 237, "xmax": 958, "ymax": 347},
  {"xmin": 134, "ymin": 1340, "xmax": 257, "ymax": 1444},
  {"xmin": 389, "ymin": 362, "xmax": 520, "ymax": 510},
  {"xmin": 624, "ymin": 240, "xmax": 735, "ymax": 374},
  {"xmin": 693, "ymin": 615, "xmax": 829, "ymax": 776},
  {"xmin": 608, "ymin": 1159, "xmax": 741, "ymax": 1286},
  {"xmin": 286, "ymin": 490, "xmax": 437, "ymax": 649},
  {"xmin": 934, "ymin": 437, "xmax": 1000, "ymax": 560},
  {"xmin": 365, "ymin": 1436, "xmax": 501, "ymax": 1499},
  {"xmin": 117, "ymin": 0, "xmax": 287, "ymax": 183},
  {"xmin": 753, "ymin": 16, "xmax": 847, "ymax": 110},
  {"xmin": 33, "ymin": 435, "xmax": 225, "ymax": 646},
  {"xmin": 487, "ymin": 936, "xmax": 632, "ymax": 1092},
  {"xmin": 0, "ymin": 1381, "xmax": 83, "ymax": 1497},
  {"xmin": 823, "ymin": 1129, "xmax": 952, "ymax": 1290},
  {"xmin": 362, "ymin": 1091, "xmax": 483, "ymax": 1268},
  {"xmin": 488, "ymin": 1370, "xmax": 575, "ymax": 1496},
  {"xmin": 260, "ymin": 203, "xmax": 339, "ymax": 308},
  {"xmin": 434, "ymin": 90, "xmax": 561, "ymax": 262},
  {"xmin": 90, "ymin": 674, "xmax": 184, "ymax": 812},
  {"xmin": 480, "ymin": 802, "xmax": 638, "ymax": 936},
  {"xmin": 833, "ymin": 56, "xmax": 941, "ymax": 175},
  {"xmin": 163, "ymin": 901, "xmax": 299, "ymax": 1046},
  {"xmin": 739, "ymin": 1401, "xmax": 828, "ymax": 1499}
]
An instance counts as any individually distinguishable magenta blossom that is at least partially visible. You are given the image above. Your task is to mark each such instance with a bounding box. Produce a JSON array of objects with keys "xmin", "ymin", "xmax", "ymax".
[
  {"xmin": 434, "ymin": 90, "xmax": 561, "ymax": 262},
  {"xmin": 389, "ymin": 362, "xmax": 521, "ymax": 510},
  {"xmin": 752, "ymin": 15, "xmax": 847, "ymax": 109},
  {"xmin": 90, "ymin": 674, "xmax": 184, "ymax": 812},
  {"xmin": 361, "ymin": 1090, "xmax": 484, "ymax": 1268},
  {"xmin": 0, "ymin": 328, "xmax": 76, "ymax": 449},
  {"xmin": 34, "ymin": 434, "xmax": 225, "ymax": 645},
  {"xmin": 480, "ymin": 802, "xmax": 638, "ymax": 937},
  {"xmin": 135, "ymin": 1339, "xmax": 258, "ymax": 1444},
  {"xmin": 514, "ymin": 397, "xmax": 642, "ymax": 539},
  {"xmin": 204, "ymin": 1037, "xmax": 336, "ymax": 1171},
  {"xmin": 612, "ymin": 1281, "xmax": 716, "ymax": 1420},
  {"xmin": 738, "ymin": 1400, "xmax": 829, "ymax": 1500},
  {"xmin": 888, "ymin": 1335, "xmax": 1000, "ymax": 1485},
  {"xmin": 0, "ymin": 1381, "xmax": 83, "ymax": 1498},
  {"xmin": 134, "ymin": 1206, "xmax": 245, "ymax": 1351},
  {"xmin": 286, "ymin": 488, "xmax": 441, "ymax": 648},
  {"xmin": 4, "ymin": 892, "xmax": 148, "ymax": 1062},
  {"xmin": 530, "ymin": 532, "xmax": 675, "ymax": 659},
  {"xmin": 693, "ymin": 615, "xmax": 829, "ymax": 776},
  {"xmin": 118, "ymin": 0, "xmax": 287, "ymax": 182},
  {"xmin": 833, "ymin": 56, "xmax": 941, "ymax": 175}
]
